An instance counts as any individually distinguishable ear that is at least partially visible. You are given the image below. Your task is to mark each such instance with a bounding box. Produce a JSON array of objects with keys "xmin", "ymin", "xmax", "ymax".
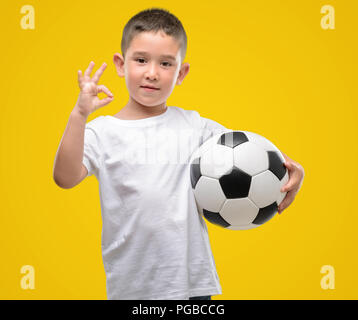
[
  {"xmin": 113, "ymin": 53, "xmax": 125, "ymax": 77},
  {"xmin": 176, "ymin": 62, "xmax": 190, "ymax": 85}
]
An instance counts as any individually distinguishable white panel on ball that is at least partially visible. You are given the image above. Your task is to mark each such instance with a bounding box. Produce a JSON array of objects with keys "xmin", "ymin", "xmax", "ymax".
[
  {"xmin": 220, "ymin": 198, "xmax": 259, "ymax": 225},
  {"xmin": 249, "ymin": 170, "xmax": 281, "ymax": 208},
  {"xmin": 226, "ymin": 224, "xmax": 259, "ymax": 230},
  {"xmin": 201, "ymin": 144, "xmax": 233, "ymax": 179},
  {"xmin": 244, "ymin": 131, "xmax": 283, "ymax": 158},
  {"xmin": 193, "ymin": 176, "xmax": 226, "ymax": 212},
  {"xmin": 233, "ymin": 142, "xmax": 269, "ymax": 176},
  {"xmin": 194, "ymin": 196, "xmax": 204, "ymax": 215}
]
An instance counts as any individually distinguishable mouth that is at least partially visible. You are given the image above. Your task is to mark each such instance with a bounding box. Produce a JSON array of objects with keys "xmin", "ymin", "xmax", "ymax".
[{"xmin": 140, "ymin": 85, "xmax": 160, "ymax": 91}]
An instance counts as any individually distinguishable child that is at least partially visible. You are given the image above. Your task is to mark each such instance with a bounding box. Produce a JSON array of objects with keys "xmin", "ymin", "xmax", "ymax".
[{"xmin": 53, "ymin": 8, "xmax": 304, "ymax": 300}]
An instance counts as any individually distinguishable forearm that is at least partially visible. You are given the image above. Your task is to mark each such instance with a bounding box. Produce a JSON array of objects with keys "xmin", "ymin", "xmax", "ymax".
[{"xmin": 53, "ymin": 107, "xmax": 88, "ymax": 188}]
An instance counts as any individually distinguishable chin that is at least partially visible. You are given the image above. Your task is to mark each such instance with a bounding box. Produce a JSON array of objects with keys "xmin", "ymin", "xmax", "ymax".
[{"xmin": 134, "ymin": 96, "xmax": 165, "ymax": 108}]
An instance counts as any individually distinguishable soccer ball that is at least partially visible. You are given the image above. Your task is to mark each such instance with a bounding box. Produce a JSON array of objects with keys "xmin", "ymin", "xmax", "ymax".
[{"xmin": 190, "ymin": 131, "xmax": 289, "ymax": 230}]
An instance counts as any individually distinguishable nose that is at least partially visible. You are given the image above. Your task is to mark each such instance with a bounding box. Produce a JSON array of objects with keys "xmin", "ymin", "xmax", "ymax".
[{"xmin": 144, "ymin": 62, "xmax": 159, "ymax": 81}]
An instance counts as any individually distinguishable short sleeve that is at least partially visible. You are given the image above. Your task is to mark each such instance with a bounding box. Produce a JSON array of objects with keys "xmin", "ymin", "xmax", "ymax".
[
  {"xmin": 82, "ymin": 125, "xmax": 102, "ymax": 177},
  {"xmin": 199, "ymin": 116, "xmax": 231, "ymax": 145}
]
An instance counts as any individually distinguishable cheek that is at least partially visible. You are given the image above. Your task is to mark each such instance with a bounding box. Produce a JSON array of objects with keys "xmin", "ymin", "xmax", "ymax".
[
  {"xmin": 170, "ymin": 73, "xmax": 180, "ymax": 89},
  {"xmin": 163, "ymin": 70, "xmax": 179, "ymax": 87},
  {"xmin": 125, "ymin": 68, "xmax": 141, "ymax": 87}
]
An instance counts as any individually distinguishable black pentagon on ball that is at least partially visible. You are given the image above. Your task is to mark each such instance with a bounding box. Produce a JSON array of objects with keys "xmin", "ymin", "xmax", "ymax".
[
  {"xmin": 252, "ymin": 202, "xmax": 278, "ymax": 225},
  {"xmin": 203, "ymin": 209, "xmax": 230, "ymax": 228},
  {"xmin": 190, "ymin": 157, "xmax": 201, "ymax": 189},
  {"xmin": 219, "ymin": 166, "xmax": 252, "ymax": 199},
  {"xmin": 217, "ymin": 131, "xmax": 249, "ymax": 148},
  {"xmin": 268, "ymin": 151, "xmax": 287, "ymax": 180}
]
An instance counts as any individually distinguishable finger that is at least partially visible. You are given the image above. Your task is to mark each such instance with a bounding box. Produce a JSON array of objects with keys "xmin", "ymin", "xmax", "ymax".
[
  {"xmin": 280, "ymin": 164, "xmax": 299, "ymax": 192},
  {"xmin": 281, "ymin": 180, "xmax": 297, "ymax": 193},
  {"xmin": 278, "ymin": 193, "xmax": 295, "ymax": 213},
  {"xmin": 283, "ymin": 161, "xmax": 293, "ymax": 170},
  {"xmin": 97, "ymin": 85, "xmax": 114, "ymax": 97},
  {"xmin": 281, "ymin": 181, "xmax": 293, "ymax": 192},
  {"xmin": 84, "ymin": 61, "xmax": 95, "ymax": 77},
  {"xmin": 78, "ymin": 70, "xmax": 82, "ymax": 86},
  {"xmin": 97, "ymin": 96, "xmax": 114, "ymax": 108},
  {"xmin": 92, "ymin": 63, "xmax": 107, "ymax": 84},
  {"xmin": 281, "ymin": 168, "xmax": 302, "ymax": 192},
  {"xmin": 78, "ymin": 70, "xmax": 83, "ymax": 86}
]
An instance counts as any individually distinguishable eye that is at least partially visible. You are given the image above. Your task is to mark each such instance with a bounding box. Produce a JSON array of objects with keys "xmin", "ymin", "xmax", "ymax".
[
  {"xmin": 161, "ymin": 61, "xmax": 172, "ymax": 67},
  {"xmin": 135, "ymin": 58, "xmax": 146, "ymax": 63}
]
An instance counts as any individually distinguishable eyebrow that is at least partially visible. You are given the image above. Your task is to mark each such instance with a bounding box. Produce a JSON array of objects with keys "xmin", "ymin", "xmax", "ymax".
[{"xmin": 132, "ymin": 51, "xmax": 177, "ymax": 61}]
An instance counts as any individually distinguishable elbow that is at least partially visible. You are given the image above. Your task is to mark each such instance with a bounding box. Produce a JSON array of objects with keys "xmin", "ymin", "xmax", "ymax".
[{"xmin": 53, "ymin": 175, "xmax": 75, "ymax": 189}]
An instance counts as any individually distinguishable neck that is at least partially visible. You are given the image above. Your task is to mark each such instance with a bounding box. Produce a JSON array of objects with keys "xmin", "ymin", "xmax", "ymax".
[{"xmin": 116, "ymin": 96, "xmax": 167, "ymax": 120}]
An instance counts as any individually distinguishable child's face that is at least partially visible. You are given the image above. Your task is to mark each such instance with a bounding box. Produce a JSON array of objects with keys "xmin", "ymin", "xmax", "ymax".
[{"xmin": 114, "ymin": 31, "xmax": 189, "ymax": 107}]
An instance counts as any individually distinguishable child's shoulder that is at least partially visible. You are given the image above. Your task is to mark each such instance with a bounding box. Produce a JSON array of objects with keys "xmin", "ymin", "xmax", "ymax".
[
  {"xmin": 171, "ymin": 105, "xmax": 199, "ymax": 115},
  {"xmin": 86, "ymin": 115, "xmax": 106, "ymax": 127},
  {"xmin": 173, "ymin": 106, "xmax": 229, "ymax": 133},
  {"xmin": 170, "ymin": 105, "xmax": 202, "ymax": 122}
]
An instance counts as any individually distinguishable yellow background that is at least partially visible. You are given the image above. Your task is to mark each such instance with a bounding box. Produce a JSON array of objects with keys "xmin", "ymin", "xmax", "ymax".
[{"xmin": 1, "ymin": 0, "xmax": 357, "ymax": 299}]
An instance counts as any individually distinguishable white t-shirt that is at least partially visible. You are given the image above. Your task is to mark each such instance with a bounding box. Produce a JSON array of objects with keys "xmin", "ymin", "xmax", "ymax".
[{"xmin": 82, "ymin": 106, "xmax": 230, "ymax": 300}]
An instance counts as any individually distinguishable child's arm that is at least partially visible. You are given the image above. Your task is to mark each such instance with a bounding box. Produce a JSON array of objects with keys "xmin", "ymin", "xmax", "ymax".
[{"xmin": 53, "ymin": 61, "xmax": 114, "ymax": 189}]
